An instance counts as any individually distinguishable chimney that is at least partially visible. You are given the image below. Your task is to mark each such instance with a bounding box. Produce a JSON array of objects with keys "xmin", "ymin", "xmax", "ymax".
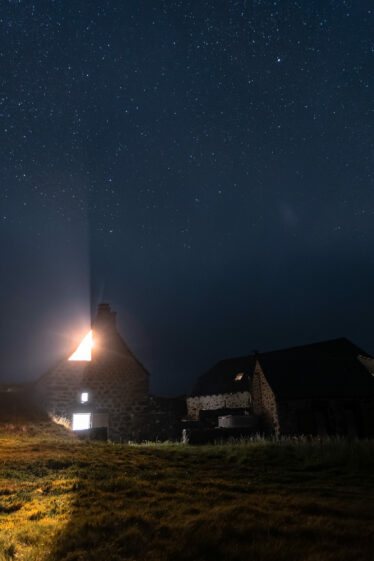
[{"xmin": 92, "ymin": 303, "xmax": 117, "ymax": 332}]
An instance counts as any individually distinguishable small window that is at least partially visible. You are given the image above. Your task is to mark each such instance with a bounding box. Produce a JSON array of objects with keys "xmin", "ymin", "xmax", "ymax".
[
  {"xmin": 235, "ymin": 373, "xmax": 244, "ymax": 381},
  {"xmin": 80, "ymin": 392, "xmax": 89, "ymax": 403},
  {"xmin": 72, "ymin": 413, "xmax": 91, "ymax": 431}
]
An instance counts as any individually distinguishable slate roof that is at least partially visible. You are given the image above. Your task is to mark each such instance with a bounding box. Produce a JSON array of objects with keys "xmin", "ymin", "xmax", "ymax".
[
  {"xmin": 190, "ymin": 338, "xmax": 374, "ymax": 399},
  {"xmin": 190, "ymin": 356, "xmax": 254, "ymax": 397},
  {"xmin": 37, "ymin": 302, "xmax": 149, "ymax": 386},
  {"xmin": 91, "ymin": 303, "xmax": 149, "ymax": 374}
]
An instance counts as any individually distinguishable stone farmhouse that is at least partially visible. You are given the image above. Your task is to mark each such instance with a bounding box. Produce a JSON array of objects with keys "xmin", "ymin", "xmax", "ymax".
[
  {"xmin": 187, "ymin": 338, "xmax": 374, "ymax": 438},
  {"xmin": 2, "ymin": 302, "xmax": 374, "ymax": 441},
  {"xmin": 35, "ymin": 302, "xmax": 185, "ymax": 442},
  {"xmin": 36, "ymin": 303, "xmax": 151, "ymax": 441}
]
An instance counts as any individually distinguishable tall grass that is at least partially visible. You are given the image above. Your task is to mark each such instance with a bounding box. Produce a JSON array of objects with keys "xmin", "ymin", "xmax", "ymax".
[
  {"xmin": 137, "ymin": 434, "xmax": 374, "ymax": 469},
  {"xmin": 0, "ymin": 432, "xmax": 373, "ymax": 561}
]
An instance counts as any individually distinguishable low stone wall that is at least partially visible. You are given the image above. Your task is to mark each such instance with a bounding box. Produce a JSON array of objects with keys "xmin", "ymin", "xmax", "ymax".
[
  {"xmin": 141, "ymin": 395, "xmax": 187, "ymax": 441},
  {"xmin": 186, "ymin": 391, "xmax": 251, "ymax": 420}
]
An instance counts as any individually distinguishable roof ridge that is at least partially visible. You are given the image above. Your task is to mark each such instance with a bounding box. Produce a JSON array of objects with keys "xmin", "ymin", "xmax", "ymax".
[{"xmin": 205, "ymin": 338, "xmax": 362, "ymax": 372}]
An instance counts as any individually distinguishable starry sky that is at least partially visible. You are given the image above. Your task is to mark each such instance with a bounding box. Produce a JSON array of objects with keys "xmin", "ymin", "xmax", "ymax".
[{"xmin": 0, "ymin": 0, "xmax": 373, "ymax": 396}]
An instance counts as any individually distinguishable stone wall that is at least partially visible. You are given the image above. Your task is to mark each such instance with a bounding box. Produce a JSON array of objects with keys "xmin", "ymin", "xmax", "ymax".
[
  {"xmin": 186, "ymin": 391, "xmax": 251, "ymax": 420},
  {"xmin": 251, "ymin": 361, "xmax": 280, "ymax": 436},
  {"xmin": 276, "ymin": 397, "xmax": 374, "ymax": 437},
  {"xmin": 35, "ymin": 362, "xmax": 87, "ymax": 420},
  {"xmin": 35, "ymin": 355, "xmax": 150, "ymax": 442},
  {"xmin": 251, "ymin": 359, "xmax": 374, "ymax": 437},
  {"xmin": 144, "ymin": 395, "xmax": 187, "ymax": 441}
]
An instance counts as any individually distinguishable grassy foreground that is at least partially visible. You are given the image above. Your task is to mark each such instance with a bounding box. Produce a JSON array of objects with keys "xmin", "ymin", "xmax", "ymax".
[{"xmin": 0, "ymin": 431, "xmax": 373, "ymax": 561}]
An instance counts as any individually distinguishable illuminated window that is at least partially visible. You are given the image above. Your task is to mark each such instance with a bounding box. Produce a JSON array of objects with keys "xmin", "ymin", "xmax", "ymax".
[
  {"xmin": 235, "ymin": 373, "xmax": 244, "ymax": 381},
  {"xmin": 69, "ymin": 331, "xmax": 93, "ymax": 361},
  {"xmin": 72, "ymin": 413, "xmax": 91, "ymax": 431},
  {"xmin": 80, "ymin": 392, "xmax": 88, "ymax": 403}
]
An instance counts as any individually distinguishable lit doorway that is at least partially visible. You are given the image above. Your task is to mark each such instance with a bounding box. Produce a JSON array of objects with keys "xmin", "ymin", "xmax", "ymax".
[{"xmin": 72, "ymin": 413, "xmax": 91, "ymax": 431}]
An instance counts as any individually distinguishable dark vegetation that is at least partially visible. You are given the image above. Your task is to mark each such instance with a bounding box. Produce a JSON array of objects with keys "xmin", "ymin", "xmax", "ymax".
[{"xmin": 0, "ymin": 423, "xmax": 373, "ymax": 561}]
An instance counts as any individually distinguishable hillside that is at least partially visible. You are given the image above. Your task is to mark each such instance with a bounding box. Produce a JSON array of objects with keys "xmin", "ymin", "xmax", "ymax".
[
  {"xmin": 0, "ymin": 432, "xmax": 373, "ymax": 561},
  {"xmin": 0, "ymin": 385, "xmax": 74, "ymax": 439}
]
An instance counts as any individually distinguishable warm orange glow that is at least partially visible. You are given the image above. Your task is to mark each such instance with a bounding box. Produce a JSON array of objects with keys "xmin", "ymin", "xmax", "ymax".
[{"xmin": 69, "ymin": 330, "xmax": 93, "ymax": 361}]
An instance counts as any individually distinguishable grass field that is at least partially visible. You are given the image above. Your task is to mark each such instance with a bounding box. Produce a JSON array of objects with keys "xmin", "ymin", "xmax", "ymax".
[{"xmin": 0, "ymin": 428, "xmax": 373, "ymax": 561}]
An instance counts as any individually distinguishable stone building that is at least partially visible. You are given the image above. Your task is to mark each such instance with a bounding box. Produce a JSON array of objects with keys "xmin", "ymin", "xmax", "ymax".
[
  {"xmin": 187, "ymin": 338, "xmax": 374, "ymax": 437},
  {"xmin": 35, "ymin": 303, "xmax": 150, "ymax": 441},
  {"xmin": 187, "ymin": 356, "xmax": 254, "ymax": 425}
]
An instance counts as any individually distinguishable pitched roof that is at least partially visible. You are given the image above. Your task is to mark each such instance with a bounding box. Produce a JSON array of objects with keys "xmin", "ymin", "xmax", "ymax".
[
  {"xmin": 37, "ymin": 303, "xmax": 149, "ymax": 384},
  {"xmin": 91, "ymin": 303, "xmax": 149, "ymax": 373},
  {"xmin": 190, "ymin": 356, "xmax": 255, "ymax": 397},
  {"xmin": 190, "ymin": 338, "xmax": 374, "ymax": 399}
]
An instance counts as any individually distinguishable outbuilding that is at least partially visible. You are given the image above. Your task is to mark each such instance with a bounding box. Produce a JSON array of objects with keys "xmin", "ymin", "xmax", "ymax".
[{"xmin": 187, "ymin": 338, "xmax": 374, "ymax": 437}]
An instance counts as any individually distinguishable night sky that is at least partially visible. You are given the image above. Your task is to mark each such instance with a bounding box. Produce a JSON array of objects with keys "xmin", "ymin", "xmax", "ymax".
[{"xmin": 1, "ymin": 1, "xmax": 373, "ymax": 396}]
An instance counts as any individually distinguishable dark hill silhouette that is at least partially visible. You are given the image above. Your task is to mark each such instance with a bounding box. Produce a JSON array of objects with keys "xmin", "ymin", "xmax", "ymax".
[{"xmin": 0, "ymin": 383, "xmax": 74, "ymax": 437}]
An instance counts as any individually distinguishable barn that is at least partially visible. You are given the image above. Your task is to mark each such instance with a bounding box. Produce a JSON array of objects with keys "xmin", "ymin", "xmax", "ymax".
[{"xmin": 187, "ymin": 338, "xmax": 374, "ymax": 437}]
